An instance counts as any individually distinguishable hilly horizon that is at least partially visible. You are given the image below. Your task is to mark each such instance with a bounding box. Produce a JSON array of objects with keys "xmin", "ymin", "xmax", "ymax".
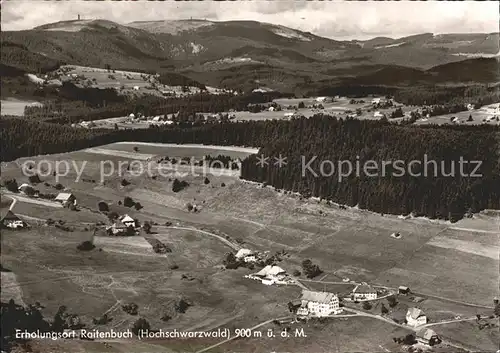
[{"xmin": 2, "ymin": 18, "xmax": 499, "ymax": 93}]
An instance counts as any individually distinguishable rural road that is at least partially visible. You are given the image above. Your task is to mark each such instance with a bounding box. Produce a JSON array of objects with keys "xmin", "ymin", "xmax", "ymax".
[
  {"xmin": 4, "ymin": 192, "xmax": 63, "ymax": 208},
  {"xmin": 422, "ymin": 317, "xmax": 478, "ymax": 328},
  {"xmin": 8, "ymin": 196, "xmax": 17, "ymax": 210},
  {"xmin": 156, "ymin": 225, "xmax": 241, "ymax": 251},
  {"xmin": 301, "ymin": 278, "xmax": 494, "ymax": 310}
]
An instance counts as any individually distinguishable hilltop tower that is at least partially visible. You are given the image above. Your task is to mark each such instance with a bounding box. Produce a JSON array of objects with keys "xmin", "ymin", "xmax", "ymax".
[{"xmin": 78, "ymin": 14, "xmax": 80, "ymax": 20}]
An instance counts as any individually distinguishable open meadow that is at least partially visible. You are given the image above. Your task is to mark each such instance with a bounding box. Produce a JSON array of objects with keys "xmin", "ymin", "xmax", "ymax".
[{"xmin": 1, "ymin": 142, "xmax": 499, "ymax": 352}]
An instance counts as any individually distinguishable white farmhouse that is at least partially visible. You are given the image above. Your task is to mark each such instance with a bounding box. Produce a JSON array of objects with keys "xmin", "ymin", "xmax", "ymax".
[
  {"xmin": 235, "ymin": 248, "xmax": 257, "ymax": 263},
  {"xmin": 315, "ymin": 97, "xmax": 330, "ymax": 103},
  {"xmin": 119, "ymin": 214, "xmax": 136, "ymax": 228},
  {"xmin": 352, "ymin": 284, "xmax": 377, "ymax": 301},
  {"xmin": 373, "ymin": 111, "xmax": 384, "ymax": 118},
  {"xmin": 406, "ymin": 307, "xmax": 427, "ymax": 327},
  {"xmin": 248, "ymin": 265, "xmax": 287, "ymax": 285},
  {"xmin": 1, "ymin": 210, "xmax": 26, "ymax": 229},
  {"xmin": 371, "ymin": 98, "xmax": 382, "ymax": 105},
  {"xmin": 296, "ymin": 290, "xmax": 343, "ymax": 317}
]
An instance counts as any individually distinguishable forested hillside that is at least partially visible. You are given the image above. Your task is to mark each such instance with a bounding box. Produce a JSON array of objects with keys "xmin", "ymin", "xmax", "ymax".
[{"xmin": 1, "ymin": 116, "xmax": 499, "ymax": 221}]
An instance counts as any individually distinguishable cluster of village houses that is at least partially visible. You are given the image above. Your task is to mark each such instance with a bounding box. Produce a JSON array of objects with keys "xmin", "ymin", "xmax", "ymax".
[
  {"xmin": 2, "ymin": 190, "xmax": 78, "ymax": 230},
  {"xmin": 105, "ymin": 214, "xmax": 138, "ymax": 235},
  {"xmin": 238, "ymin": 254, "xmax": 441, "ymax": 346}
]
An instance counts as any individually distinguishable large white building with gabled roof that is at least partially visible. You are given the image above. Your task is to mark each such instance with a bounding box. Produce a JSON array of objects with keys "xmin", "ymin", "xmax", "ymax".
[{"xmin": 296, "ymin": 290, "xmax": 342, "ymax": 317}]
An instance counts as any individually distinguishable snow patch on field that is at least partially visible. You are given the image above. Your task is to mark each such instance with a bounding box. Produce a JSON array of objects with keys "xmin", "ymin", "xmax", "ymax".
[
  {"xmin": 93, "ymin": 236, "xmax": 157, "ymax": 256},
  {"xmin": 427, "ymin": 236, "xmax": 499, "ymax": 260},
  {"xmin": 128, "ymin": 20, "xmax": 214, "ymax": 35},
  {"xmin": 116, "ymin": 142, "xmax": 260, "ymax": 154},
  {"xmin": 452, "ymin": 51, "xmax": 500, "ymax": 58},
  {"xmin": 26, "ymin": 74, "xmax": 45, "ymax": 85},
  {"xmin": 375, "ymin": 42, "xmax": 406, "ymax": 49},
  {"xmin": 83, "ymin": 147, "xmax": 156, "ymax": 160},
  {"xmin": 272, "ymin": 27, "xmax": 312, "ymax": 41}
]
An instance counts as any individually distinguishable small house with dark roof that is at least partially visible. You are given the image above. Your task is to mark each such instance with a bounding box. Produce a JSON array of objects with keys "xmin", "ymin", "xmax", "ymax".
[
  {"xmin": 398, "ymin": 286, "xmax": 410, "ymax": 294},
  {"xmin": 1, "ymin": 210, "xmax": 26, "ymax": 229},
  {"xmin": 352, "ymin": 284, "xmax": 377, "ymax": 301},
  {"xmin": 416, "ymin": 328, "xmax": 440, "ymax": 346}
]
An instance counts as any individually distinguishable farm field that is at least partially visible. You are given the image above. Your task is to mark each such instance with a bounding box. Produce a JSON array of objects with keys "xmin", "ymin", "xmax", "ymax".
[
  {"xmin": 1, "ymin": 98, "xmax": 42, "ymax": 116},
  {"xmin": 101, "ymin": 142, "xmax": 259, "ymax": 159},
  {"xmin": 217, "ymin": 316, "xmax": 410, "ymax": 353},
  {"xmin": 1, "ymin": 143, "xmax": 498, "ymax": 353},
  {"xmin": 434, "ymin": 320, "xmax": 499, "ymax": 352},
  {"xmin": 51, "ymin": 65, "xmax": 228, "ymax": 98},
  {"xmin": 1, "ymin": 226, "xmax": 299, "ymax": 335}
]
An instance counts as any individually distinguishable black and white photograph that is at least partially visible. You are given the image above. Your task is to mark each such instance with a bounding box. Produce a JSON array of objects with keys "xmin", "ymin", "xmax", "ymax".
[{"xmin": 1, "ymin": 1, "xmax": 499, "ymax": 352}]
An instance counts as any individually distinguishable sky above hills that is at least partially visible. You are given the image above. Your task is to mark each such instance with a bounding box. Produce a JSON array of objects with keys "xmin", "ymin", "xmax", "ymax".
[{"xmin": 2, "ymin": 0, "xmax": 498, "ymax": 40}]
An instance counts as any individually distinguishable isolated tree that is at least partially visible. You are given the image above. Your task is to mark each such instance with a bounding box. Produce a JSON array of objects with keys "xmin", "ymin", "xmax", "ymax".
[
  {"xmin": 204, "ymin": 177, "xmax": 210, "ymax": 185},
  {"xmin": 292, "ymin": 269, "xmax": 301, "ymax": 277},
  {"xmin": 131, "ymin": 318, "xmax": 150, "ymax": 336},
  {"xmin": 381, "ymin": 303, "xmax": 389, "ymax": 315},
  {"xmin": 387, "ymin": 295, "xmax": 398, "ymax": 308},
  {"xmin": 175, "ymin": 299, "xmax": 191, "ymax": 314},
  {"xmin": 221, "ymin": 182, "xmax": 226, "ymax": 187},
  {"xmin": 121, "ymin": 179, "xmax": 130, "ymax": 187},
  {"xmin": 298, "ymin": 101, "xmax": 305, "ymax": 109},
  {"xmin": 467, "ymin": 114, "xmax": 473, "ymax": 122},
  {"xmin": 142, "ymin": 222, "xmax": 152, "ymax": 234},
  {"xmin": 172, "ymin": 179, "xmax": 189, "ymax": 192},
  {"xmin": 77, "ymin": 241, "xmax": 95, "ymax": 251},
  {"xmin": 23, "ymin": 186, "xmax": 36, "ymax": 196},
  {"xmin": 186, "ymin": 203, "xmax": 194, "ymax": 212},
  {"xmin": 160, "ymin": 314, "xmax": 171, "ymax": 322},
  {"xmin": 301, "ymin": 259, "xmax": 322, "ymax": 278},
  {"xmin": 4, "ymin": 179, "xmax": 19, "ymax": 193},
  {"xmin": 97, "ymin": 201, "xmax": 109, "ymax": 212},
  {"xmin": 223, "ymin": 252, "xmax": 239, "ymax": 269},
  {"xmin": 54, "ymin": 183, "xmax": 64, "ymax": 190},
  {"xmin": 362, "ymin": 301, "xmax": 372, "ymax": 310},
  {"xmin": 133, "ymin": 146, "xmax": 139, "ymax": 152},
  {"xmin": 28, "ymin": 174, "xmax": 41, "ymax": 184},
  {"xmin": 134, "ymin": 202, "xmax": 143, "ymax": 210},
  {"xmin": 107, "ymin": 211, "xmax": 119, "ymax": 221},
  {"xmin": 122, "ymin": 303, "xmax": 139, "ymax": 315},
  {"xmin": 124, "ymin": 196, "xmax": 135, "ymax": 207}
]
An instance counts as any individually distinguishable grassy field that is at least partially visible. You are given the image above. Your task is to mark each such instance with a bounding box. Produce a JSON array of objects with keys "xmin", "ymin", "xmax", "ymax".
[
  {"xmin": 218, "ymin": 316, "xmax": 410, "ymax": 353},
  {"xmin": 1, "ymin": 143, "xmax": 499, "ymax": 352},
  {"xmin": 101, "ymin": 142, "xmax": 258, "ymax": 159},
  {"xmin": 1, "ymin": 98, "xmax": 41, "ymax": 116},
  {"xmin": 1, "ymin": 226, "xmax": 298, "ymax": 334},
  {"xmin": 434, "ymin": 320, "xmax": 499, "ymax": 352}
]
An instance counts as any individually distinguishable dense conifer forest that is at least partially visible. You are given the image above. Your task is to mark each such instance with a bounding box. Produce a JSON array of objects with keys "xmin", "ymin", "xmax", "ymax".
[{"xmin": 1, "ymin": 115, "xmax": 499, "ymax": 221}]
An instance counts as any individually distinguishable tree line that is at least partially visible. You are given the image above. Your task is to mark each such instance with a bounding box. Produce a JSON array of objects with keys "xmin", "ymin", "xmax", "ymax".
[
  {"xmin": 1, "ymin": 115, "xmax": 499, "ymax": 221},
  {"xmin": 21, "ymin": 91, "xmax": 290, "ymax": 124}
]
